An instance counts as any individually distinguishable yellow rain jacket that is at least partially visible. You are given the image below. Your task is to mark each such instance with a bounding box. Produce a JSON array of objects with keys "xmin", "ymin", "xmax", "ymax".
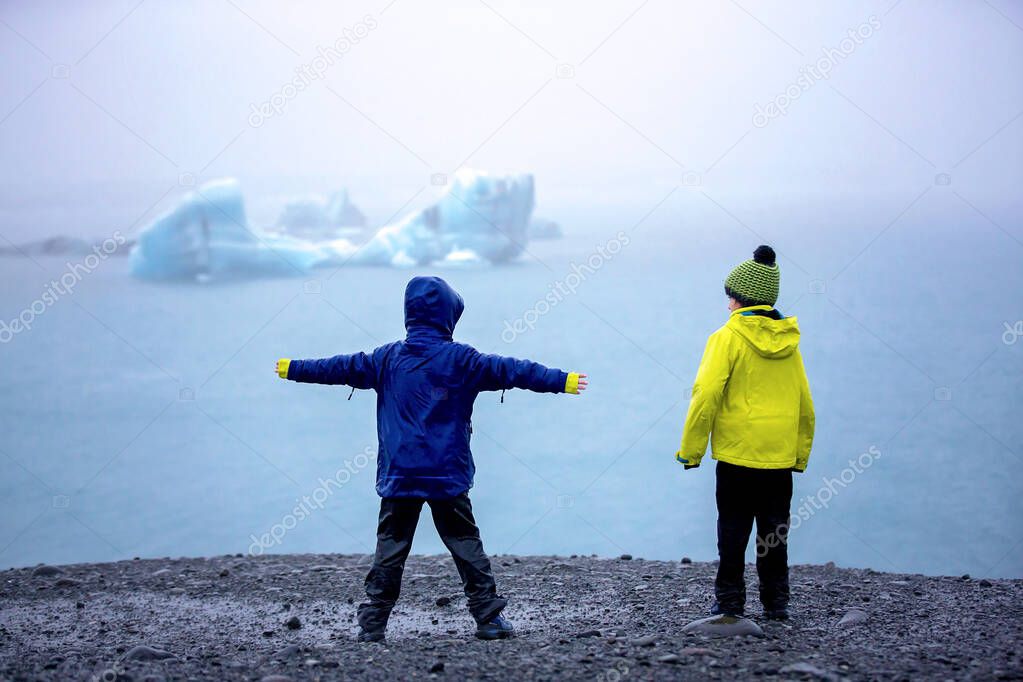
[{"xmin": 676, "ymin": 305, "xmax": 814, "ymax": 471}]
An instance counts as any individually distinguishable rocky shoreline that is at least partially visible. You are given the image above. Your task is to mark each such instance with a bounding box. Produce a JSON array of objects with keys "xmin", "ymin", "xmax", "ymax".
[{"xmin": 1, "ymin": 553, "xmax": 1020, "ymax": 680}]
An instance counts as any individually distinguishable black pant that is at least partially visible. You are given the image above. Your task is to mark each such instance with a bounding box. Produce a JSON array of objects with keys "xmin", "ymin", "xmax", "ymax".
[
  {"xmin": 357, "ymin": 493, "xmax": 506, "ymax": 633},
  {"xmin": 715, "ymin": 461, "xmax": 793, "ymax": 614}
]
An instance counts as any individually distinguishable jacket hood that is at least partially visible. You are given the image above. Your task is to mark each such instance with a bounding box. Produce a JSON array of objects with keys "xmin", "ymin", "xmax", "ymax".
[
  {"xmin": 404, "ymin": 276, "xmax": 464, "ymax": 340},
  {"xmin": 726, "ymin": 306, "xmax": 800, "ymax": 359}
]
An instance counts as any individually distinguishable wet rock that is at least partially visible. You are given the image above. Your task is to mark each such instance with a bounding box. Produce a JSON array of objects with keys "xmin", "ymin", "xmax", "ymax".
[
  {"xmin": 54, "ymin": 577, "xmax": 81, "ymax": 588},
  {"xmin": 779, "ymin": 661, "xmax": 839, "ymax": 681},
  {"xmin": 629, "ymin": 635, "xmax": 657, "ymax": 647},
  {"xmin": 681, "ymin": 614, "xmax": 764, "ymax": 638},
  {"xmin": 679, "ymin": 647, "xmax": 719, "ymax": 656},
  {"xmin": 122, "ymin": 645, "xmax": 177, "ymax": 661},
  {"xmin": 429, "ymin": 661, "xmax": 445, "ymax": 673},
  {"xmin": 837, "ymin": 608, "xmax": 868, "ymax": 628},
  {"xmin": 32, "ymin": 565, "xmax": 62, "ymax": 577},
  {"xmin": 260, "ymin": 676, "xmax": 294, "ymax": 682},
  {"xmin": 979, "ymin": 579, "xmax": 993, "ymax": 587},
  {"xmin": 574, "ymin": 630, "xmax": 601, "ymax": 638},
  {"xmin": 657, "ymin": 654, "xmax": 680, "ymax": 663},
  {"xmin": 435, "ymin": 596, "xmax": 451, "ymax": 607},
  {"xmin": 619, "ymin": 554, "xmax": 633, "ymax": 560},
  {"xmin": 680, "ymin": 556, "xmax": 692, "ymax": 564},
  {"xmin": 273, "ymin": 644, "xmax": 300, "ymax": 660},
  {"xmin": 285, "ymin": 615, "xmax": 302, "ymax": 630}
]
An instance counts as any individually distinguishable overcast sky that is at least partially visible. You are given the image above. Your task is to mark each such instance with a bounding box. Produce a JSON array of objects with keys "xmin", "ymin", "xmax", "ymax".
[{"xmin": 1, "ymin": 0, "xmax": 1021, "ymax": 238}]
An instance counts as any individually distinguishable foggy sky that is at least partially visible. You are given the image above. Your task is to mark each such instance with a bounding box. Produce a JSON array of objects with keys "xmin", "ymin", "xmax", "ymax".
[{"xmin": 1, "ymin": 0, "xmax": 1021, "ymax": 239}]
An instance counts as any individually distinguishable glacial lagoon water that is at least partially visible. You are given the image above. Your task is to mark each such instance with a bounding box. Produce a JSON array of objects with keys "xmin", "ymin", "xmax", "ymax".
[{"xmin": 1, "ymin": 196, "xmax": 1021, "ymax": 577}]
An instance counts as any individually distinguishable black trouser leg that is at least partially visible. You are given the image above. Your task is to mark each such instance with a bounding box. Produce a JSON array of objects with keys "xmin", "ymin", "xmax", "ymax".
[
  {"xmin": 428, "ymin": 493, "xmax": 507, "ymax": 624},
  {"xmin": 755, "ymin": 469, "xmax": 793, "ymax": 611},
  {"xmin": 357, "ymin": 498, "xmax": 424, "ymax": 634},
  {"xmin": 715, "ymin": 462, "xmax": 755, "ymax": 615}
]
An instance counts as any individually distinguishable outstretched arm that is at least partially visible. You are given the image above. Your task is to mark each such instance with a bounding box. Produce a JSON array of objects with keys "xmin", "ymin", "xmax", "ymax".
[
  {"xmin": 275, "ymin": 353, "xmax": 377, "ymax": 389},
  {"xmin": 469, "ymin": 350, "xmax": 587, "ymax": 395}
]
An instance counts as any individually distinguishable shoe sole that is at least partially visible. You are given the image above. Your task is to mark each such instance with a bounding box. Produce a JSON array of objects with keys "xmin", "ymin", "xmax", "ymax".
[{"xmin": 475, "ymin": 630, "xmax": 515, "ymax": 640}]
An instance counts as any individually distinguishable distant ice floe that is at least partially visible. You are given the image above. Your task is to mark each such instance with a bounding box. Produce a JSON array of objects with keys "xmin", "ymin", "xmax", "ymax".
[
  {"xmin": 127, "ymin": 170, "xmax": 537, "ymax": 281},
  {"xmin": 529, "ymin": 217, "xmax": 563, "ymax": 240},
  {"xmin": 271, "ymin": 189, "xmax": 366, "ymax": 242},
  {"xmin": 0, "ymin": 235, "xmax": 133, "ymax": 257}
]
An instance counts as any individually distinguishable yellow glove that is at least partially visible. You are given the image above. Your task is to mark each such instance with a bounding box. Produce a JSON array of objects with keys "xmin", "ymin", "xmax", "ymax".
[
  {"xmin": 565, "ymin": 372, "xmax": 580, "ymax": 394},
  {"xmin": 276, "ymin": 358, "xmax": 291, "ymax": 379}
]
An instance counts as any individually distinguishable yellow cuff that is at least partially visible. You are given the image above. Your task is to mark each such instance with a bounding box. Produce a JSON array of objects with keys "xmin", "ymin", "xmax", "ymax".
[
  {"xmin": 277, "ymin": 358, "xmax": 291, "ymax": 379},
  {"xmin": 565, "ymin": 372, "xmax": 580, "ymax": 394}
]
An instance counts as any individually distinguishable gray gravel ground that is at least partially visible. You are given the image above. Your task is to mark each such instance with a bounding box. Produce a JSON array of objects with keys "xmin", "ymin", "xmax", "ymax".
[{"xmin": 1, "ymin": 553, "xmax": 1020, "ymax": 681}]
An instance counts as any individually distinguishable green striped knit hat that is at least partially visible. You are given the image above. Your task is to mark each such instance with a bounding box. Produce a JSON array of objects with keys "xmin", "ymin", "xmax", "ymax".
[{"xmin": 724, "ymin": 245, "xmax": 780, "ymax": 306}]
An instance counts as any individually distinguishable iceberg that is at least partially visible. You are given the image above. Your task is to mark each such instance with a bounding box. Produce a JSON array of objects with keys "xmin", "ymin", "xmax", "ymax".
[
  {"xmin": 352, "ymin": 169, "xmax": 534, "ymax": 267},
  {"xmin": 273, "ymin": 189, "xmax": 366, "ymax": 242},
  {"xmin": 129, "ymin": 179, "xmax": 325, "ymax": 280},
  {"xmin": 128, "ymin": 170, "xmax": 537, "ymax": 280}
]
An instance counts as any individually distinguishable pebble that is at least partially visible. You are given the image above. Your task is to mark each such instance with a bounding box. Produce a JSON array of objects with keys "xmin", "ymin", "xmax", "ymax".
[
  {"xmin": 837, "ymin": 608, "xmax": 868, "ymax": 628},
  {"xmin": 574, "ymin": 630, "xmax": 601, "ymax": 638},
  {"xmin": 122, "ymin": 645, "xmax": 177, "ymax": 661},
  {"xmin": 629, "ymin": 635, "xmax": 657, "ymax": 647},
  {"xmin": 779, "ymin": 661, "xmax": 839, "ymax": 681},
  {"xmin": 679, "ymin": 647, "xmax": 719, "ymax": 656},
  {"xmin": 680, "ymin": 556, "xmax": 693, "ymax": 564},
  {"xmin": 260, "ymin": 676, "xmax": 294, "ymax": 682},
  {"xmin": 429, "ymin": 661, "xmax": 445, "ymax": 673},
  {"xmin": 285, "ymin": 616, "xmax": 302, "ymax": 630},
  {"xmin": 274, "ymin": 644, "xmax": 300, "ymax": 660},
  {"xmin": 619, "ymin": 554, "xmax": 633, "ymax": 561},
  {"xmin": 681, "ymin": 615, "xmax": 765, "ymax": 638},
  {"xmin": 54, "ymin": 578, "xmax": 81, "ymax": 588},
  {"xmin": 31, "ymin": 565, "xmax": 62, "ymax": 577},
  {"xmin": 435, "ymin": 596, "xmax": 451, "ymax": 607},
  {"xmin": 657, "ymin": 654, "xmax": 680, "ymax": 663},
  {"xmin": 979, "ymin": 579, "xmax": 993, "ymax": 587}
]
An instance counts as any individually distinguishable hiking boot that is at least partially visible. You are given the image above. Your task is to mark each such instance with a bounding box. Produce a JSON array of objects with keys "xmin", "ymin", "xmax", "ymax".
[
  {"xmin": 763, "ymin": 607, "xmax": 789, "ymax": 621},
  {"xmin": 357, "ymin": 629, "xmax": 386, "ymax": 643},
  {"xmin": 476, "ymin": 614, "xmax": 515, "ymax": 640},
  {"xmin": 710, "ymin": 601, "xmax": 744, "ymax": 618}
]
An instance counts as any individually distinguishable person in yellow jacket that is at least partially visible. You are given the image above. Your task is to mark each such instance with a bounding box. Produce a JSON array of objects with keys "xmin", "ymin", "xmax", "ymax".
[{"xmin": 676, "ymin": 245, "xmax": 814, "ymax": 621}]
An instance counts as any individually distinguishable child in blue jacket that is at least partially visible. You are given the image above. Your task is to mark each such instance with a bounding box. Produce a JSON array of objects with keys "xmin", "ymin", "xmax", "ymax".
[{"xmin": 276, "ymin": 276, "xmax": 586, "ymax": 642}]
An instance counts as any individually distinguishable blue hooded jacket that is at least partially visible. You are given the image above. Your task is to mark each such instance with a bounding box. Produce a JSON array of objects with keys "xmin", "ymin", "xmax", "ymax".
[{"xmin": 285, "ymin": 276, "xmax": 570, "ymax": 498}]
